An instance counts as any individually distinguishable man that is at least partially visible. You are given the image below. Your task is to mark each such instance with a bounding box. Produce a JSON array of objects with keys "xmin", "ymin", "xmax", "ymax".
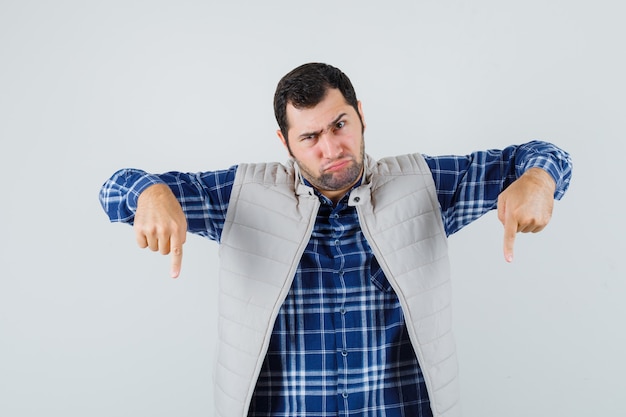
[{"xmin": 99, "ymin": 62, "xmax": 572, "ymax": 417}]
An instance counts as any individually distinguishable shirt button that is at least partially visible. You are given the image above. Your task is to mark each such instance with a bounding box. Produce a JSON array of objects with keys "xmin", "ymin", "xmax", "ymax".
[
  {"xmin": 334, "ymin": 240, "xmax": 340, "ymax": 246},
  {"xmin": 333, "ymin": 213, "xmax": 339, "ymax": 219},
  {"xmin": 342, "ymin": 391, "xmax": 349, "ymax": 399},
  {"xmin": 353, "ymin": 196, "xmax": 360, "ymax": 203},
  {"xmin": 341, "ymin": 350, "xmax": 348, "ymax": 357},
  {"xmin": 339, "ymin": 308, "xmax": 346, "ymax": 315}
]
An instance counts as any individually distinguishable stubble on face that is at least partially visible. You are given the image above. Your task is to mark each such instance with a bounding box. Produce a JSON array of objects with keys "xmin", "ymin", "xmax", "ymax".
[{"xmin": 295, "ymin": 138, "xmax": 365, "ymax": 195}]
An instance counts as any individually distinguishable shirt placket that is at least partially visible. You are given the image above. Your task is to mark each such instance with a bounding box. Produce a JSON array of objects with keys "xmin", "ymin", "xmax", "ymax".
[{"xmin": 329, "ymin": 203, "xmax": 355, "ymax": 414}]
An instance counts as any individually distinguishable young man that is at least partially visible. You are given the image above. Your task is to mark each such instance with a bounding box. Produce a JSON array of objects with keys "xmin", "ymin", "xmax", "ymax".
[{"xmin": 100, "ymin": 62, "xmax": 572, "ymax": 417}]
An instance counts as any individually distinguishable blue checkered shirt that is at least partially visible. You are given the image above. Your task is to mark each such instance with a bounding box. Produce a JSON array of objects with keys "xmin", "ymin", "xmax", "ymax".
[{"xmin": 99, "ymin": 141, "xmax": 571, "ymax": 417}]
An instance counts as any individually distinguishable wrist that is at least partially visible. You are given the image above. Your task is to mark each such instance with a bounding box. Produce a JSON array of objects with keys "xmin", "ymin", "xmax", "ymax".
[{"xmin": 522, "ymin": 168, "xmax": 557, "ymax": 195}]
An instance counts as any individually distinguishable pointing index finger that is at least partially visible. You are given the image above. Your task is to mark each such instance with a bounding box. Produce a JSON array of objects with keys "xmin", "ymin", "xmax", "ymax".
[
  {"xmin": 169, "ymin": 237, "xmax": 184, "ymax": 278},
  {"xmin": 503, "ymin": 216, "xmax": 517, "ymax": 263}
]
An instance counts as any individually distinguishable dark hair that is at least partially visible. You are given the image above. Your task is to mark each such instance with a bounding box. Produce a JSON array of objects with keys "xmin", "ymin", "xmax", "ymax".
[{"xmin": 273, "ymin": 63, "xmax": 361, "ymax": 142}]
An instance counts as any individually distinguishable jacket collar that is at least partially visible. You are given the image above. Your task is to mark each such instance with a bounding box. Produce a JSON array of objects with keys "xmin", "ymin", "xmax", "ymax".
[{"xmin": 290, "ymin": 154, "xmax": 375, "ymax": 206}]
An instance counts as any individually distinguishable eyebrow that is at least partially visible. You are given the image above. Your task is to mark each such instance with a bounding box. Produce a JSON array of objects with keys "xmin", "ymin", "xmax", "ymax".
[{"xmin": 298, "ymin": 113, "xmax": 347, "ymax": 139}]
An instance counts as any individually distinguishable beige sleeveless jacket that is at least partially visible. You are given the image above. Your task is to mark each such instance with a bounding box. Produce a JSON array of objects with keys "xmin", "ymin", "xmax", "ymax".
[{"xmin": 214, "ymin": 153, "xmax": 460, "ymax": 417}]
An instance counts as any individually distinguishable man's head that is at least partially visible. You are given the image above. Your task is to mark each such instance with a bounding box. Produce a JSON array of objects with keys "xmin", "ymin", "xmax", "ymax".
[
  {"xmin": 273, "ymin": 62, "xmax": 363, "ymax": 147},
  {"xmin": 273, "ymin": 63, "xmax": 366, "ymax": 203}
]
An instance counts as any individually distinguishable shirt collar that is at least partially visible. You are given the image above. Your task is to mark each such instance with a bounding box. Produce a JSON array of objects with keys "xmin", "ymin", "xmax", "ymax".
[{"xmin": 300, "ymin": 176, "xmax": 364, "ymax": 206}]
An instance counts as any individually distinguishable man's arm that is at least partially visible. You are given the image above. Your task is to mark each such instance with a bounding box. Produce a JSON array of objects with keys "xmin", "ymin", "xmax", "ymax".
[
  {"xmin": 98, "ymin": 166, "xmax": 238, "ymax": 276},
  {"xmin": 425, "ymin": 140, "xmax": 572, "ymax": 260}
]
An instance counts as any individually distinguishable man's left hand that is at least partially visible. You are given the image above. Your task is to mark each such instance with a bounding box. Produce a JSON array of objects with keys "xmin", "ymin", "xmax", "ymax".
[{"xmin": 497, "ymin": 167, "xmax": 556, "ymax": 262}]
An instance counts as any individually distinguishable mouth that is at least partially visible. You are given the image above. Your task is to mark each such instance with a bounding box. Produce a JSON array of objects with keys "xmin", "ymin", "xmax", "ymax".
[{"xmin": 323, "ymin": 159, "xmax": 351, "ymax": 173}]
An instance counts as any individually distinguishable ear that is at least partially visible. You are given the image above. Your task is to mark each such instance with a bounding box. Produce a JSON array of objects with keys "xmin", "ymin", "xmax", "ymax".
[
  {"xmin": 277, "ymin": 129, "xmax": 290, "ymax": 154},
  {"xmin": 357, "ymin": 101, "xmax": 366, "ymax": 131}
]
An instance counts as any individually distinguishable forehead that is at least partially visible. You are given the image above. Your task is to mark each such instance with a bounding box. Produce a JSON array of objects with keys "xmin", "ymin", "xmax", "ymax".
[{"xmin": 286, "ymin": 89, "xmax": 353, "ymax": 133}]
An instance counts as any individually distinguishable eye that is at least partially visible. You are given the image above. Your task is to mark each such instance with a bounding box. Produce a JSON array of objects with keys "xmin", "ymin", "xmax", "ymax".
[
  {"xmin": 299, "ymin": 133, "xmax": 318, "ymax": 144},
  {"xmin": 335, "ymin": 121, "xmax": 345, "ymax": 129}
]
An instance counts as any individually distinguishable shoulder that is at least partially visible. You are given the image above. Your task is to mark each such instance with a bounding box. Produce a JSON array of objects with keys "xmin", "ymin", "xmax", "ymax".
[
  {"xmin": 367, "ymin": 153, "xmax": 430, "ymax": 176},
  {"xmin": 235, "ymin": 160, "xmax": 296, "ymax": 185},
  {"xmin": 237, "ymin": 161, "xmax": 295, "ymax": 182}
]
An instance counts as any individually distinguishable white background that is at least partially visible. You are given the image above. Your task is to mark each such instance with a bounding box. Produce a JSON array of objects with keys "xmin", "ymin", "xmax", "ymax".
[{"xmin": 1, "ymin": 1, "xmax": 624, "ymax": 416}]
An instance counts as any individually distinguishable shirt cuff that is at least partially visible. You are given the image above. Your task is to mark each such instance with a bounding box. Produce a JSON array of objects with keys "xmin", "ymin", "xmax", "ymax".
[
  {"xmin": 126, "ymin": 174, "xmax": 166, "ymax": 212},
  {"xmin": 520, "ymin": 155, "xmax": 570, "ymax": 200}
]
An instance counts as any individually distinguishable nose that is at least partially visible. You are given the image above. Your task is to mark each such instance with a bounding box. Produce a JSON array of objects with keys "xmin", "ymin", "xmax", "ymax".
[{"xmin": 319, "ymin": 132, "xmax": 342, "ymax": 159}]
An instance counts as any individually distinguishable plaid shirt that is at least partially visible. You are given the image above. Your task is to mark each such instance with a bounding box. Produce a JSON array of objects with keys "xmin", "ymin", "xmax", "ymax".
[{"xmin": 99, "ymin": 141, "xmax": 572, "ymax": 417}]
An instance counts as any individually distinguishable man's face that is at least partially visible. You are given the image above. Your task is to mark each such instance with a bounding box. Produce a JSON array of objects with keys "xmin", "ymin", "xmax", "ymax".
[{"xmin": 277, "ymin": 88, "xmax": 366, "ymax": 203}]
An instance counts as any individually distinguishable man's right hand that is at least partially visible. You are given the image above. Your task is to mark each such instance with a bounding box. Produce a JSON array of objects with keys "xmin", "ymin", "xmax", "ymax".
[{"xmin": 134, "ymin": 184, "xmax": 187, "ymax": 278}]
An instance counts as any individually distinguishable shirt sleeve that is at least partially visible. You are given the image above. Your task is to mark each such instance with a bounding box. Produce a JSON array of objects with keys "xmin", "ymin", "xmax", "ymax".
[
  {"xmin": 98, "ymin": 166, "xmax": 238, "ymax": 242},
  {"xmin": 424, "ymin": 140, "xmax": 572, "ymax": 236}
]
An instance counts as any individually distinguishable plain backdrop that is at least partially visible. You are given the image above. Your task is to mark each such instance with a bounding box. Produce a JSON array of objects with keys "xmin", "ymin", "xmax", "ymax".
[{"xmin": 1, "ymin": 1, "xmax": 624, "ymax": 416}]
